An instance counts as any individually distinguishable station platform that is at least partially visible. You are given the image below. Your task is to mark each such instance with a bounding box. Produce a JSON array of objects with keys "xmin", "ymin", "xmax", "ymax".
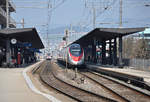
[
  {"xmin": 86, "ymin": 64, "xmax": 150, "ymax": 84},
  {"xmin": 0, "ymin": 62, "xmax": 50, "ymax": 102}
]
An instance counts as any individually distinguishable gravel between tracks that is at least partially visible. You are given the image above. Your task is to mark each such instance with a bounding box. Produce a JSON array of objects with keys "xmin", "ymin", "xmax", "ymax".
[
  {"xmin": 84, "ymin": 71, "xmax": 150, "ymax": 102},
  {"xmin": 54, "ymin": 63, "xmax": 119, "ymax": 101},
  {"xmin": 40, "ymin": 61, "xmax": 117, "ymax": 102}
]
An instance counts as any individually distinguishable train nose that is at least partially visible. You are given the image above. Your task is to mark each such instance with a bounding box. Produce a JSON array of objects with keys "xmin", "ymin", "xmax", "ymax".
[{"xmin": 72, "ymin": 56, "xmax": 81, "ymax": 61}]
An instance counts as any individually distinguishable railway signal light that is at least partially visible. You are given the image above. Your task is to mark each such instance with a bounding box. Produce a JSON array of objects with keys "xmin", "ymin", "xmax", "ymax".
[
  {"xmin": 65, "ymin": 29, "xmax": 69, "ymax": 37},
  {"xmin": 63, "ymin": 37, "xmax": 66, "ymax": 41}
]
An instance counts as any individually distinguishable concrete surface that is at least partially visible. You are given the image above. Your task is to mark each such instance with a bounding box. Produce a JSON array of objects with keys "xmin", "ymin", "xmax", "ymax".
[{"xmin": 0, "ymin": 68, "xmax": 50, "ymax": 102}]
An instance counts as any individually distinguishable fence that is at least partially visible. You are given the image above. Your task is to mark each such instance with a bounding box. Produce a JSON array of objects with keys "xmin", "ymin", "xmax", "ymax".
[{"xmin": 123, "ymin": 58, "xmax": 150, "ymax": 71}]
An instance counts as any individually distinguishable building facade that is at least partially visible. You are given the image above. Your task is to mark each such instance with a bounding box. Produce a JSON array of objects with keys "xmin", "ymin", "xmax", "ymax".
[{"xmin": 0, "ymin": 0, "xmax": 16, "ymax": 29}]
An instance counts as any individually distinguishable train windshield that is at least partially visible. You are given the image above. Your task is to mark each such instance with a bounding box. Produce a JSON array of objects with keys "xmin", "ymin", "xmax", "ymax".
[{"xmin": 70, "ymin": 44, "xmax": 82, "ymax": 57}]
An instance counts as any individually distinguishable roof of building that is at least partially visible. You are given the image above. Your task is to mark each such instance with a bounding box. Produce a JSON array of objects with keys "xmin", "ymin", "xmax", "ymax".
[
  {"xmin": 0, "ymin": 28, "xmax": 44, "ymax": 49},
  {"xmin": 74, "ymin": 27, "xmax": 146, "ymax": 46},
  {"xmin": 141, "ymin": 28, "xmax": 150, "ymax": 34}
]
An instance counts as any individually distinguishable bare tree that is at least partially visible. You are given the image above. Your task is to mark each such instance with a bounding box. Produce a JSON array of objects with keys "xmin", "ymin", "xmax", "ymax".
[
  {"xmin": 123, "ymin": 37, "xmax": 150, "ymax": 59},
  {"xmin": 134, "ymin": 39, "xmax": 149, "ymax": 59},
  {"xmin": 123, "ymin": 37, "xmax": 134, "ymax": 58}
]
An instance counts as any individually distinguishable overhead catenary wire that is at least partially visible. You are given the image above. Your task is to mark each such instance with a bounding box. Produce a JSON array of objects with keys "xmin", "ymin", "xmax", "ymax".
[
  {"xmin": 44, "ymin": 0, "xmax": 68, "ymax": 53},
  {"xmin": 78, "ymin": 0, "xmax": 117, "ymax": 30},
  {"xmin": 82, "ymin": 0, "xmax": 150, "ymax": 29}
]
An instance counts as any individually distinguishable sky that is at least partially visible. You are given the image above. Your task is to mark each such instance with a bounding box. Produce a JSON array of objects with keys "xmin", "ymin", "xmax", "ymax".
[
  {"xmin": 11, "ymin": 0, "xmax": 84, "ymax": 29},
  {"xmin": 12, "ymin": 0, "xmax": 150, "ymax": 30},
  {"xmin": 11, "ymin": 0, "xmax": 150, "ymax": 49}
]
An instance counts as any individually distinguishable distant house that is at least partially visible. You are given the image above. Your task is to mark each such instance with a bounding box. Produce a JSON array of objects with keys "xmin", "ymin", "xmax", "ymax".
[
  {"xmin": 131, "ymin": 28, "xmax": 150, "ymax": 40},
  {"xmin": 130, "ymin": 28, "xmax": 150, "ymax": 52}
]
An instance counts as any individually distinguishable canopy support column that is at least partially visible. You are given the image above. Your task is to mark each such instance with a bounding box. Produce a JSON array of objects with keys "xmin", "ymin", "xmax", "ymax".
[
  {"xmin": 92, "ymin": 39, "xmax": 96, "ymax": 63},
  {"xmin": 102, "ymin": 40, "xmax": 106, "ymax": 65},
  {"xmin": 119, "ymin": 36, "xmax": 123, "ymax": 67},
  {"xmin": 6, "ymin": 38, "xmax": 11, "ymax": 66},
  {"xmin": 113, "ymin": 38, "xmax": 117, "ymax": 66},
  {"xmin": 109, "ymin": 39, "xmax": 112, "ymax": 65}
]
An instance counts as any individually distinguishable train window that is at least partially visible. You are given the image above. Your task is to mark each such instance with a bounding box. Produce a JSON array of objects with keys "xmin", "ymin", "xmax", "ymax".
[
  {"xmin": 70, "ymin": 47, "xmax": 82, "ymax": 57},
  {"xmin": 69, "ymin": 44, "xmax": 83, "ymax": 57},
  {"xmin": 71, "ymin": 49, "xmax": 80, "ymax": 52}
]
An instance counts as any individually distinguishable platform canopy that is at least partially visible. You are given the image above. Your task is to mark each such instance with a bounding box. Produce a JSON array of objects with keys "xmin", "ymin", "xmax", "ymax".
[
  {"xmin": 0, "ymin": 28, "xmax": 44, "ymax": 49},
  {"xmin": 74, "ymin": 27, "xmax": 146, "ymax": 45}
]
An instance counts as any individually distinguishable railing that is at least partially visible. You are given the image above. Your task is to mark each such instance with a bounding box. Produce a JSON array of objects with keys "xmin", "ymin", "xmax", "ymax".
[
  {"xmin": 0, "ymin": 7, "xmax": 16, "ymax": 27},
  {"xmin": 9, "ymin": 0, "xmax": 16, "ymax": 11},
  {"xmin": 0, "ymin": 7, "xmax": 7, "ymax": 18},
  {"xmin": 123, "ymin": 58, "xmax": 150, "ymax": 71},
  {"xmin": 9, "ymin": 16, "xmax": 16, "ymax": 27}
]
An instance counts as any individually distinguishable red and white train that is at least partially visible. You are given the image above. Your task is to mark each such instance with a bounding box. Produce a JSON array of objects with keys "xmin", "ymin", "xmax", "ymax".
[{"xmin": 57, "ymin": 43, "xmax": 84, "ymax": 67}]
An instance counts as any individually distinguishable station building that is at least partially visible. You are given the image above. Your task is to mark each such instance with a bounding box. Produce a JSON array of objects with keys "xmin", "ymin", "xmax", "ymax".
[
  {"xmin": 0, "ymin": 0, "xmax": 16, "ymax": 28},
  {"xmin": 132, "ymin": 28, "xmax": 150, "ymax": 40}
]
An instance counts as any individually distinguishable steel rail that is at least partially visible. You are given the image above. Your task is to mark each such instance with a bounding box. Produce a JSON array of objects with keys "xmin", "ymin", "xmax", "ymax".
[
  {"xmin": 81, "ymin": 69, "xmax": 150, "ymax": 102},
  {"xmin": 40, "ymin": 61, "xmax": 117, "ymax": 102}
]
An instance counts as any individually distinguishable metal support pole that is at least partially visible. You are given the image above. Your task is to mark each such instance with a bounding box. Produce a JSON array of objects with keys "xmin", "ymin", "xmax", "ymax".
[
  {"xmin": 70, "ymin": 24, "xmax": 72, "ymax": 36},
  {"xmin": 109, "ymin": 40, "xmax": 112, "ymax": 65},
  {"xmin": 119, "ymin": 36, "xmax": 123, "ymax": 67},
  {"xmin": 65, "ymin": 29, "xmax": 69, "ymax": 72},
  {"xmin": 92, "ymin": 38, "xmax": 96, "ymax": 63},
  {"xmin": 65, "ymin": 45, "xmax": 68, "ymax": 72},
  {"xmin": 6, "ymin": 0, "xmax": 9, "ymax": 28},
  {"xmin": 113, "ymin": 38, "xmax": 117, "ymax": 66},
  {"xmin": 93, "ymin": 7, "xmax": 96, "ymax": 29},
  {"xmin": 75, "ymin": 67, "xmax": 77, "ymax": 78},
  {"xmin": 102, "ymin": 40, "xmax": 106, "ymax": 65},
  {"xmin": 6, "ymin": 38, "xmax": 11, "ymax": 66},
  {"xmin": 119, "ymin": 0, "xmax": 123, "ymax": 28},
  {"xmin": 21, "ymin": 18, "xmax": 25, "ymax": 28}
]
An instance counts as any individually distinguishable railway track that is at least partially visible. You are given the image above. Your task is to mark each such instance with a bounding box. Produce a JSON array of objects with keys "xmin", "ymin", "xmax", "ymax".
[
  {"xmin": 80, "ymin": 69, "xmax": 150, "ymax": 102},
  {"xmin": 40, "ymin": 61, "xmax": 117, "ymax": 102}
]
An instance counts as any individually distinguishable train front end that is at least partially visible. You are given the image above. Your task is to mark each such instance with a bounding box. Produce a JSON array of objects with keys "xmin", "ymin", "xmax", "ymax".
[{"xmin": 68, "ymin": 44, "xmax": 84, "ymax": 66}]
